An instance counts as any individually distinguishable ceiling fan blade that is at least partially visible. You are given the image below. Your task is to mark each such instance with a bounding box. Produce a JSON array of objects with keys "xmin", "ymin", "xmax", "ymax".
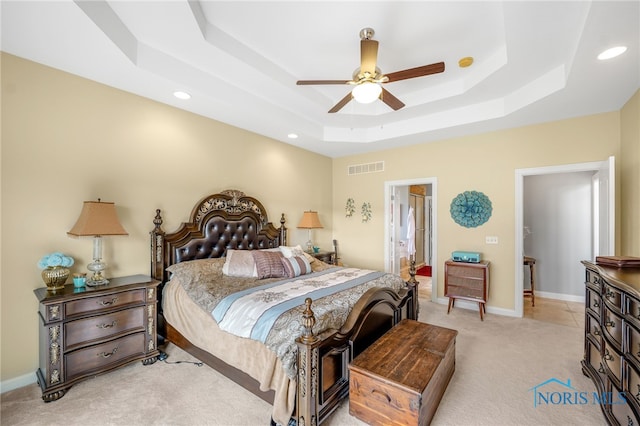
[
  {"xmin": 297, "ymin": 80, "xmax": 351, "ymax": 85},
  {"xmin": 328, "ymin": 93, "xmax": 353, "ymax": 113},
  {"xmin": 384, "ymin": 62, "xmax": 445, "ymax": 83},
  {"xmin": 380, "ymin": 87, "xmax": 405, "ymax": 111},
  {"xmin": 360, "ymin": 39, "xmax": 379, "ymax": 76}
]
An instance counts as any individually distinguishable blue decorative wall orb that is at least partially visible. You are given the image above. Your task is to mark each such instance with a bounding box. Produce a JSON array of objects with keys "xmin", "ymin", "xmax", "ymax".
[{"xmin": 450, "ymin": 190, "xmax": 492, "ymax": 228}]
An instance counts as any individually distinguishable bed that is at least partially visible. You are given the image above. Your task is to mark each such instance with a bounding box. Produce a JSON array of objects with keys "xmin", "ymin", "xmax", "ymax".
[{"xmin": 149, "ymin": 189, "xmax": 419, "ymax": 425}]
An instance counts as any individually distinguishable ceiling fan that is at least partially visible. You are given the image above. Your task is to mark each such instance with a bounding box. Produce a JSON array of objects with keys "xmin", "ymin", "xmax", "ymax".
[{"xmin": 296, "ymin": 28, "xmax": 445, "ymax": 113}]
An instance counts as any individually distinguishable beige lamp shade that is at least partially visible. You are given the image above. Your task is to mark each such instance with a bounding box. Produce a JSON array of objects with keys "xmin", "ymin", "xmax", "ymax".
[
  {"xmin": 68, "ymin": 200, "xmax": 128, "ymax": 237},
  {"xmin": 297, "ymin": 211, "xmax": 323, "ymax": 229}
]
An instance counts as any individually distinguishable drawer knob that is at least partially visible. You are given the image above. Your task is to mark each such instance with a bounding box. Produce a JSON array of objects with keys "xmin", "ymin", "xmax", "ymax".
[
  {"xmin": 604, "ymin": 350, "xmax": 613, "ymax": 361},
  {"xmin": 598, "ymin": 363, "xmax": 605, "ymax": 374},
  {"xmin": 593, "ymin": 300, "xmax": 600, "ymax": 308},
  {"xmin": 605, "ymin": 320, "xmax": 615, "ymax": 328},
  {"xmin": 371, "ymin": 389, "xmax": 391, "ymax": 403},
  {"xmin": 594, "ymin": 328, "xmax": 600, "ymax": 336},
  {"xmin": 97, "ymin": 297, "xmax": 118, "ymax": 306},
  {"xmin": 605, "ymin": 290, "xmax": 615, "ymax": 300},
  {"xmin": 96, "ymin": 321, "xmax": 117, "ymax": 329},
  {"xmin": 98, "ymin": 346, "xmax": 118, "ymax": 358}
]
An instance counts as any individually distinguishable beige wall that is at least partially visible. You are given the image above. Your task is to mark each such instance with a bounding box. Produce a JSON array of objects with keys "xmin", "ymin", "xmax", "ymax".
[
  {"xmin": 0, "ymin": 54, "xmax": 333, "ymax": 381},
  {"xmin": 332, "ymin": 111, "xmax": 633, "ymax": 311},
  {"xmin": 620, "ymin": 90, "xmax": 640, "ymax": 256}
]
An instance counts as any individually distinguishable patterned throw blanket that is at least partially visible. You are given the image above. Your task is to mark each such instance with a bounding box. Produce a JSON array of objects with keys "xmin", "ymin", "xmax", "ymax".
[
  {"xmin": 168, "ymin": 258, "xmax": 407, "ymax": 379},
  {"xmin": 213, "ymin": 268, "xmax": 384, "ymax": 342}
]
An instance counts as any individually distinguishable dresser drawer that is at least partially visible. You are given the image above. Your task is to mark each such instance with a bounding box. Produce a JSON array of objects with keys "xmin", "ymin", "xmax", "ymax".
[
  {"xmin": 603, "ymin": 284, "xmax": 623, "ymax": 314},
  {"xmin": 64, "ymin": 306, "xmax": 145, "ymax": 350},
  {"xmin": 626, "ymin": 361, "xmax": 640, "ymax": 408},
  {"xmin": 586, "ymin": 287, "xmax": 602, "ymax": 320},
  {"xmin": 65, "ymin": 332, "xmax": 146, "ymax": 381},
  {"xmin": 586, "ymin": 313, "xmax": 602, "ymax": 349},
  {"xmin": 587, "ymin": 339, "xmax": 606, "ymax": 380},
  {"xmin": 586, "ymin": 268, "xmax": 602, "ymax": 291},
  {"xmin": 628, "ymin": 296, "xmax": 640, "ymax": 329},
  {"xmin": 64, "ymin": 289, "xmax": 146, "ymax": 317},
  {"xmin": 603, "ymin": 308, "xmax": 623, "ymax": 351},
  {"xmin": 604, "ymin": 341, "xmax": 623, "ymax": 389}
]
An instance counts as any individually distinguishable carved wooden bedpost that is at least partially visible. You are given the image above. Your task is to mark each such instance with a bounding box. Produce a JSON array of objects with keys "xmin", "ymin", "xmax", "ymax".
[
  {"xmin": 150, "ymin": 209, "xmax": 165, "ymax": 282},
  {"xmin": 296, "ymin": 298, "xmax": 319, "ymax": 426},
  {"xmin": 279, "ymin": 213, "xmax": 288, "ymax": 246}
]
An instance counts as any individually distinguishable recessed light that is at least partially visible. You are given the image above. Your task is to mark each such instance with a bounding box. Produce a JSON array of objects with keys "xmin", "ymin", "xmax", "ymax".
[
  {"xmin": 598, "ymin": 46, "xmax": 627, "ymax": 60},
  {"xmin": 287, "ymin": 133, "xmax": 298, "ymax": 139},
  {"xmin": 173, "ymin": 91, "xmax": 191, "ymax": 100}
]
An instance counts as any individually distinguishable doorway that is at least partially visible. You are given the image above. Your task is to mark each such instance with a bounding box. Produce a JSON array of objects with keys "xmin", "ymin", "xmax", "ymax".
[
  {"xmin": 515, "ymin": 157, "xmax": 615, "ymax": 317},
  {"xmin": 384, "ymin": 178, "xmax": 438, "ymax": 303}
]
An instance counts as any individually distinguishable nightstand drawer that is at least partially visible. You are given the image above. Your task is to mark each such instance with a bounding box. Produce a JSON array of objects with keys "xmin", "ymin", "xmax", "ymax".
[
  {"xmin": 446, "ymin": 284, "xmax": 483, "ymax": 299},
  {"xmin": 65, "ymin": 306, "xmax": 145, "ymax": 350},
  {"xmin": 65, "ymin": 333, "xmax": 146, "ymax": 381},
  {"xmin": 65, "ymin": 289, "xmax": 146, "ymax": 317}
]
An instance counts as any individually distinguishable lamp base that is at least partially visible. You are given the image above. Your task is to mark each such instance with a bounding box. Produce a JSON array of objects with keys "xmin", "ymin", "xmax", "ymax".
[
  {"xmin": 86, "ymin": 278, "xmax": 109, "ymax": 287},
  {"xmin": 86, "ymin": 259, "xmax": 109, "ymax": 286}
]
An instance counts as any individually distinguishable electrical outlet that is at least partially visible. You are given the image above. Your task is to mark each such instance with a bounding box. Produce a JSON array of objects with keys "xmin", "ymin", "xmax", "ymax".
[{"xmin": 486, "ymin": 236, "xmax": 499, "ymax": 244}]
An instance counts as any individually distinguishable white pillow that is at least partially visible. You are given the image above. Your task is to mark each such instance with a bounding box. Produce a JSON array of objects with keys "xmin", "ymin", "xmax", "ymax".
[
  {"xmin": 222, "ymin": 250, "xmax": 258, "ymax": 277},
  {"xmin": 279, "ymin": 245, "xmax": 316, "ymax": 263}
]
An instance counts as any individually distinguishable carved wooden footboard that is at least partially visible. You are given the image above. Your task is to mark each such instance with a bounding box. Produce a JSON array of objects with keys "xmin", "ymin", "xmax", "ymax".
[
  {"xmin": 150, "ymin": 189, "xmax": 418, "ymax": 426},
  {"xmin": 296, "ymin": 285, "xmax": 417, "ymax": 426}
]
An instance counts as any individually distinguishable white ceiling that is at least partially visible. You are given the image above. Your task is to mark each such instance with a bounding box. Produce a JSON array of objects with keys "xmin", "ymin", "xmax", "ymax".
[{"xmin": 2, "ymin": 1, "xmax": 638, "ymax": 158}]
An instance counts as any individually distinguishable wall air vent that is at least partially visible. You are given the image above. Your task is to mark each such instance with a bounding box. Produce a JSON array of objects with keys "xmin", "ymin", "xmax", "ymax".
[{"xmin": 347, "ymin": 161, "xmax": 385, "ymax": 176}]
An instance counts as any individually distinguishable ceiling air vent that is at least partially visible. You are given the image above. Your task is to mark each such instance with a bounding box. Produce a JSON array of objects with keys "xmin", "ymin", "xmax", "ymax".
[{"xmin": 347, "ymin": 161, "xmax": 385, "ymax": 176}]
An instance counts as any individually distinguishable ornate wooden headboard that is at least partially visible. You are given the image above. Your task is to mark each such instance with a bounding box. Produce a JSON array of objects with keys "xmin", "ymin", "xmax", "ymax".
[{"xmin": 150, "ymin": 189, "xmax": 287, "ymax": 284}]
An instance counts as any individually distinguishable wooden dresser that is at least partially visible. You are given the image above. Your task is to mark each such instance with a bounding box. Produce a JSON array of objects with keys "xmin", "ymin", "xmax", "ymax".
[
  {"xmin": 582, "ymin": 261, "xmax": 640, "ymax": 425},
  {"xmin": 34, "ymin": 275, "xmax": 160, "ymax": 401},
  {"xmin": 445, "ymin": 260, "xmax": 490, "ymax": 320},
  {"xmin": 349, "ymin": 319, "xmax": 457, "ymax": 426}
]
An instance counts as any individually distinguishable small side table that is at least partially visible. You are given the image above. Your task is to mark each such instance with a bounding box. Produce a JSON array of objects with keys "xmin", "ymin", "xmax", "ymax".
[
  {"xmin": 445, "ymin": 260, "xmax": 490, "ymax": 320},
  {"xmin": 523, "ymin": 256, "xmax": 536, "ymax": 307},
  {"xmin": 310, "ymin": 250, "xmax": 336, "ymax": 265},
  {"xmin": 34, "ymin": 275, "xmax": 160, "ymax": 401}
]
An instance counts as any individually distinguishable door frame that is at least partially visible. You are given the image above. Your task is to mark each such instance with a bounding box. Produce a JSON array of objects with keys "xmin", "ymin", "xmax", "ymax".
[
  {"xmin": 514, "ymin": 157, "xmax": 615, "ymax": 317},
  {"xmin": 384, "ymin": 177, "xmax": 438, "ymax": 302}
]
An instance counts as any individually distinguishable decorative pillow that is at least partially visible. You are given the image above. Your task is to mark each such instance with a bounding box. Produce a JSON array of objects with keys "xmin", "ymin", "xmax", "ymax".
[
  {"xmin": 222, "ymin": 250, "xmax": 258, "ymax": 277},
  {"xmin": 252, "ymin": 250, "xmax": 286, "ymax": 279},
  {"xmin": 279, "ymin": 245, "xmax": 316, "ymax": 263},
  {"xmin": 281, "ymin": 256, "xmax": 312, "ymax": 278}
]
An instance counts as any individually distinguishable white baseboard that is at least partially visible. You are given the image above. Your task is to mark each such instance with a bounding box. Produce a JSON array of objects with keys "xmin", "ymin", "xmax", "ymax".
[
  {"xmin": 1, "ymin": 372, "xmax": 37, "ymax": 394},
  {"xmin": 534, "ymin": 290, "xmax": 585, "ymax": 303},
  {"xmin": 433, "ymin": 297, "xmax": 519, "ymax": 317}
]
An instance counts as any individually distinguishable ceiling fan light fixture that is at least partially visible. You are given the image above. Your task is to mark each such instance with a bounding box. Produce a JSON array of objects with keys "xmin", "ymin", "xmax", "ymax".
[{"xmin": 352, "ymin": 82, "xmax": 382, "ymax": 104}]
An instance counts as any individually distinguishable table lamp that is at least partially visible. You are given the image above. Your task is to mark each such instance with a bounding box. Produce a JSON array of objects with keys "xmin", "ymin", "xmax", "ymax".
[
  {"xmin": 67, "ymin": 199, "xmax": 128, "ymax": 286},
  {"xmin": 297, "ymin": 211, "xmax": 323, "ymax": 253}
]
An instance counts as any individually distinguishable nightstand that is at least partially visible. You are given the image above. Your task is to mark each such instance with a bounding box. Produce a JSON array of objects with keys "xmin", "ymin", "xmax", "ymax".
[
  {"xmin": 34, "ymin": 274, "xmax": 160, "ymax": 402},
  {"xmin": 311, "ymin": 250, "xmax": 336, "ymax": 265},
  {"xmin": 444, "ymin": 260, "xmax": 490, "ymax": 320}
]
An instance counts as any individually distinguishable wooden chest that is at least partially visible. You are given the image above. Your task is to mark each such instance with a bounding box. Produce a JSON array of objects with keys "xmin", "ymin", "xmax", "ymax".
[{"xmin": 349, "ymin": 319, "xmax": 457, "ymax": 426}]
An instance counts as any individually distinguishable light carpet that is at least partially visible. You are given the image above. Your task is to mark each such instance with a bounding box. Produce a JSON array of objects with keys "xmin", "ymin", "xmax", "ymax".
[{"xmin": 1, "ymin": 299, "xmax": 605, "ymax": 425}]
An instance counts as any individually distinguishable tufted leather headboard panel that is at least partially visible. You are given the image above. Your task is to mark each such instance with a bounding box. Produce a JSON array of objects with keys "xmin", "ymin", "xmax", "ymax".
[
  {"xmin": 150, "ymin": 189, "xmax": 287, "ymax": 284},
  {"xmin": 174, "ymin": 216, "xmax": 280, "ymax": 263}
]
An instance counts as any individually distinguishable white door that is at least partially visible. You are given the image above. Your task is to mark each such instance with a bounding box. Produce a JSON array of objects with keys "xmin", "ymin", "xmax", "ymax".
[{"xmin": 592, "ymin": 156, "xmax": 615, "ymax": 257}]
